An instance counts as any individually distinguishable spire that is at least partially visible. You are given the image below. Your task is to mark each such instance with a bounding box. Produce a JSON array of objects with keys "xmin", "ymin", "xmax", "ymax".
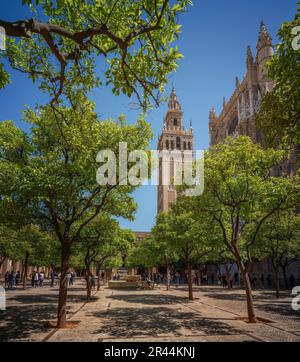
[
  {"xmin": 257, "ymin": 21, "xmax": 272, "ymax": 51},
  {"xmin": 168, "ymin": 85, "xmax": 181, "ymax": 111},
  {"xmin": 223, "ymin": 97, "xmax": 226, "ymax": 108},
  {"xmin": 247, "ymin": 45, "xmax": 253, "ymax": 69},
  {"xmin": 189, "ymin": 119, "xmax": 193, "ymax": 130},
  {"xmin": 209, "ymin": 106, "xmax": 217, "ymax": 124}
]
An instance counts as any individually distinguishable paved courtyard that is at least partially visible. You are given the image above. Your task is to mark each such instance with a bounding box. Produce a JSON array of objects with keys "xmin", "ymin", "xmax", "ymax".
[{"xmin": 1, "ymin": 281, "xmax": 299, "ymax": 342}]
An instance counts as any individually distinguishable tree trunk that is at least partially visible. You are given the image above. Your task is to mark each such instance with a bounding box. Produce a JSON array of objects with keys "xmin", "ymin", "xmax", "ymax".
[
  {"xmin": 274, "ymin": 268, "xmax": 280, "ymax": 298},
  {"xmin": 22, "ymin": 251, "xmax": 29, "ymax": 290},
  {"xmin": 166, "ymin": 265, "xmax": 170, "ymax": 291},
  {"xmin": 85, "ymin": 261, "xmax": 92, "ymax": 301},
  {"xmin": 188, "ymin": 265, "xmax": 193, "ymax": 301},
  {"xmin": 57, "ymin": 241, "xmax": 71, "ymax": 328},
  {"xmin": 97, "ymin": 267, "xmax": 101, "ymax": 292},
  {"xmin": 0, "ymin": 256, "xmax": 7, "ymax": 272},
  {"xmin": 225, "ymin": 264, "xmax": 231, "ymax": 289},
  {"xmin": 281, "ymin": 265, "xmax": 289, "ymax": 290},
  {"xmin": 236, "ymin": 255, "xmax": 257, "ymax": 323}
]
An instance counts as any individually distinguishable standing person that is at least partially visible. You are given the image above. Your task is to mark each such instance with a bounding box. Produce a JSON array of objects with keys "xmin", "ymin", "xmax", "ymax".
[
  {"xmin": 50, "ymin": 270, "xmax": 55, "ymax": 287},
  {"xmin": 4, "ymin": 272, "xmax": 9, "ymax": 288},
  {"xmin": 175, "ymin": 271, "xmax": 180, "ymax": 289},
  {"xmin": 101, "ymin": 271, "xmax": 105, "ymax": 283},
  {"xmin": 221, "ymin": 274, "xmax": 227, "ymax": 288},
  {"xmin": 31, "ymin": 271, "xmax": 35, "ymax": 287},
  {"xmin": 34, "ymin": 271, "xmax": 39, "ymax": 287},
  {"xmin": 15, "ymin": 271, "xmax": 20, "ymax": 287},
  {"xmin": 39, "ymin": 271, "xmax": 45, "ymax": 287},
  {"xmin": 211, "ymin": 273, "xmax": 215, "ymax": 285},
  {"xmin": 67, "ymin": 271, "xmax": 71, "ymax": 286},
  {"xmin": 69, "ymin": 272, "xmax": 74, "ymax": 286},
  {"xmin": 8, "ymin": 272, "xmax": 14, "ymax": 288}
]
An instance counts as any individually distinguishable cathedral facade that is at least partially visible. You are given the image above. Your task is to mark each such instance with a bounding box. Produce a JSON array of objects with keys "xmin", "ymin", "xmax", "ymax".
[
  {"xmin": 157, "ymin": 88, "xmax": 194, "ymax": 213},
  {"xmin": 209, "ymin": 22, "xmax": 274, "ymax": 146}
]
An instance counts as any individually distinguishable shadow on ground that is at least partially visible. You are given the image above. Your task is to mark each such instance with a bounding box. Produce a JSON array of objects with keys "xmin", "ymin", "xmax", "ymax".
[
  {"xmin": 0, "ymin": 288, "xmax": 87, "ymax": 341},
  {"xmin": 0, "ymin": 304, "xmax": 55, "ymax": 341},
  {"xmin": 90, "ymin": 307, "xmax": 242, "ymax": 338},
  {"xmin": 202, "ymin": 290, "xmax": 291, "ymax": 302},
  {"xmin": 256, "ymin": 302, "xmax": 300, "ymax": 318},
  {"xmin": 7, "ymin": 290, "xmax": 87, "ymax": 305},
  {"xmin": 107, "ymin": 293, "xmax": 188, "ymax": 305}
]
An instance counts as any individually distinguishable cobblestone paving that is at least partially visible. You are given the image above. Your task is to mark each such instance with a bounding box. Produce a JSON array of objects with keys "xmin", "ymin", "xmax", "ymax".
[{"xmin": 1, "ymin": 282, "xmax": 299, "ymax": 342}]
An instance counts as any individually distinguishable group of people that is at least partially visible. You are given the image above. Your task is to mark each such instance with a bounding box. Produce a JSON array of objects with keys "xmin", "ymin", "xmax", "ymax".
[
  {"xmin": 31, "ymin": 271, "xmax": 45, "ymax": 287},
  {"xmin": 4, "ymin": 271, "xmax": 21, "ymax": 288},
  {"xmin": 2, "ymin": 269, "xmax": 79, "ymax": 289},
  {"xmin": 112, "ymin": 273, "xmax": 121, "ymax": 280}
]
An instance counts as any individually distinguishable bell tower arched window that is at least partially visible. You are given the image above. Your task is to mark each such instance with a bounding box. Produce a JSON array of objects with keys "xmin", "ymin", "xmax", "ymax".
[
  {"xmin": 173, "ymin": 118, "xmax": 178, "ymax": 126},
  {"xmin": 176, "ymin": 137, "xmax": 181, "ymax": 149}
]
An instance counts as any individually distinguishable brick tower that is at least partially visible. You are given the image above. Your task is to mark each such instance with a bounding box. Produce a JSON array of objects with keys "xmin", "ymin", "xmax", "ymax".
[{"xmin": 157, "ymin": 87, "xmax": 194, "ymax": 213}]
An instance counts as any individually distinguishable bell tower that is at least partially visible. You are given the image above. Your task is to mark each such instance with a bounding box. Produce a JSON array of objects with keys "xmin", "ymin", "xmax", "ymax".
[{"xmin": 157, "ymin": 87, "xmax": 194, "ymax": 213}]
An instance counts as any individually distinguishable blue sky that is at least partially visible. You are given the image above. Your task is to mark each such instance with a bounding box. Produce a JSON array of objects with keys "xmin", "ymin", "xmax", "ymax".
[{"xmin": 0, "ymin": 0, "xmax": 298, "ymax": 231}]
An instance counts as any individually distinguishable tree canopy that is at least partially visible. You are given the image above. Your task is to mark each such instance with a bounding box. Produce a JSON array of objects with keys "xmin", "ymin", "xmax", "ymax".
[{"xmin": 0, "ymin": 0, "xmax": 192, "ymax": 109}]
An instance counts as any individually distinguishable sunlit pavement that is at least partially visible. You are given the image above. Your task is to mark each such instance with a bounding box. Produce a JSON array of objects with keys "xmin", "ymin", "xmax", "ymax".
[{"xmin": 1, "ymin": 281, "xmax": 299, "ymax": 342}]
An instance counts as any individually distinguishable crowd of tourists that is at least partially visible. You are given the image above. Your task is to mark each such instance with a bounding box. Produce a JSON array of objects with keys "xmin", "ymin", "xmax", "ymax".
[
  {"xmin": 3, "ymin": 271, "xmax": 21, "ymax": 288},
  {"xmin": 1, "ymin": 269, "xmax": 78, "ymax": 289},
  {"xmin": 142, "ymin": 270, "xmax": 297, "ymax": 290}
]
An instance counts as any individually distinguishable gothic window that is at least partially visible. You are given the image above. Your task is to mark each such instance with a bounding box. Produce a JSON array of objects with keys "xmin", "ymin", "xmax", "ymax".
[
  {"xmin": 166, "ymin": 140, "xmax": 169, "ymax": 149},
  {"xmin": 171, "ymin": 140, "xmax": 174, "ymax": 150},
  {"xmin": 174, "ymin": 118, "xmax": 178, "ymax": 126},
  {"xmin": 188, "ymin": 142, "xmax": 191, "ymax": 150},
  {"xmin": 176, "ymin": 136, "xmax": 181, "ymax": 149},
  {"xmin": 228, "ymin": 117, "xmax": 238, "ymax": 136},
  {"xmin": 184, "ymin": 141, "xmax": 187, "ymax": 150}
]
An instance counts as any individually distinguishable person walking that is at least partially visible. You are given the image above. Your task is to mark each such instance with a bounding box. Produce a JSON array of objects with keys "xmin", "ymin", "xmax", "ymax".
[{"xmin": 69, "ymin": 272, "xmax": 74, "ymax": 286}]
